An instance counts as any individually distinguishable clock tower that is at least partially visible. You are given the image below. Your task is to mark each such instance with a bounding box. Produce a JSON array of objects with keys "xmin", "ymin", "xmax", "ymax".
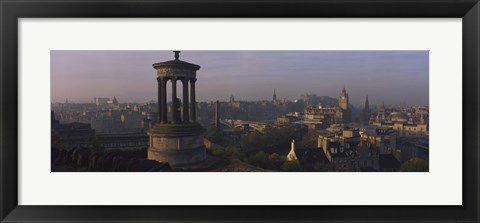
[{"xmin": 339, "ymin": 87, "xmax": 349, "ymax": 111}]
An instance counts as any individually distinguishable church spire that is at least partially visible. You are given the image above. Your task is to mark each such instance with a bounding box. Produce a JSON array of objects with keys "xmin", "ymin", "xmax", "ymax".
[
  {"xmin": 365, "ymin": 95, "xmax": 370, "ymax": 110},
  {"xmin": 362, "ymin": 95, "xmax": 371, "ymax": 123}
]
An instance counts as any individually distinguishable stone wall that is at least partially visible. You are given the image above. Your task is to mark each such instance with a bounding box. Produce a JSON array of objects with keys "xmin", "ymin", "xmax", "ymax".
[{"xmin": 148, "ymin": 134, "xmax": 206, "ymax": 167}]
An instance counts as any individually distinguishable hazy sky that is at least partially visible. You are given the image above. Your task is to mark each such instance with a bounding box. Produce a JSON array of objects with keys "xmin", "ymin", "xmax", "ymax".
[{"xmin": 51, "ymin": 50, "xmax": 429, "ymax": 106}]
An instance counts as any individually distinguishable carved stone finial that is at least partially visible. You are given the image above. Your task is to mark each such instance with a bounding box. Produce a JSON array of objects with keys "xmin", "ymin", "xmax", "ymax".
[{"xmin": 173, "ymin": 51, "xmax": 181, "ymax": 60}]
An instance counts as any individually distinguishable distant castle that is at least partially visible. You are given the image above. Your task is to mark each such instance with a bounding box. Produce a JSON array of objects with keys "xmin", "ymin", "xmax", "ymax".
[{"xmin": 93, "ymin": 96, "xmax": 119, "ymax": 108}]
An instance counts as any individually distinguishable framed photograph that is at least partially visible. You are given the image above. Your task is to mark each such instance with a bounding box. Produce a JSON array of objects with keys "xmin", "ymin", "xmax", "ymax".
[{"xmin": 1, "ymin": 0, "xmax": 479, "ymax": 222}]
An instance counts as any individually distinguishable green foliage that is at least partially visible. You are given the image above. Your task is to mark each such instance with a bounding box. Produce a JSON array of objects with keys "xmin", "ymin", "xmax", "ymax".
[
  {"xmin": 51, "ymin": 131, "xmax": 66, "ymax": 150},
  {"xmin": 205, "ymin": 125, "xmax": 224, "ymax": 143},
  {"xmin": 246, "ymin": 132, "xmax": 264, "ymax": 149},
  {"xmin": 246, "ymin": 151, "xmax": 273, "ymax": 169},
  {"xmin": 400, "ymin": 158, "xmax": 429, "ymax": 172},
  {"xmin": 86, "ymin": 136, "xmax": 104, "ymax": 152},
  {"xmin": 210, "ymin": 148, "xmax": 224, "ymax": 156},
  {"xmin": 224, "ymin": 146, "xmax": 246, "ymax": 160},
  {"xmin": 312, "ymin": 162, "xmax": 335, "ymax": 172},
  {"xmin": 241, "ymin": 124, "xmax": 298, "ymax": 152},
  {"xmin": 268, "ymin": 153, "xmax": 285, "ymax": 162},
  {"xmin": 207, "ymin": 144, "xmax": 246, "ymax": 161},
  {"xmin": 281, "ymin": 160, "xmax": 301, "ymax": 172},
  {"xmin": 334, "ymin": 166, "xmax": 352, "ymax": 172},
  {"xmin": 300, "ymin": 130, "xmax": 319, "ymax": 148}
]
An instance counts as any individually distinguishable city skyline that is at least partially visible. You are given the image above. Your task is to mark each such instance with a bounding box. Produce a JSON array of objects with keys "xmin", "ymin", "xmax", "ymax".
[
  {"xmin": 51, "ymin": 50, "xmax": 429, "ymax": 106},
  {"xmin": 52, "ymin": 50, "xmax": 429, "ymax": 172}
]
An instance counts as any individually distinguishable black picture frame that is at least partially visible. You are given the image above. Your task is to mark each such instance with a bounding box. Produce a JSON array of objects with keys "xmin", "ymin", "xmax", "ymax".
[{"xmin": 1, "ymin": 0, "xmax": 479, "ymax": 222}]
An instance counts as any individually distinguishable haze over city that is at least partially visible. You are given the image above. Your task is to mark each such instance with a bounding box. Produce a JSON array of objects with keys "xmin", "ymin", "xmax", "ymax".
[{"xmin": 51, "ymin": 50, "xmax": 429, "ymax": 106}]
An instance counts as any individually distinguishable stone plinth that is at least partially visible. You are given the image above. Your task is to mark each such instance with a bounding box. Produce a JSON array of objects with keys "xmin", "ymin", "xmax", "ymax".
[{"xmin": 147, "ymin": 123, "xmax": 206, "ymax": 167}]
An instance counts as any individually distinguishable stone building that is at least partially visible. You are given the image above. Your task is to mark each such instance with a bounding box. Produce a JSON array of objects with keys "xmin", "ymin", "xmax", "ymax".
[
  {"xmin": 319, "ymin": 139, "xmax": 380, "ymax": 171},
  {"xmin": 371, "ymin": 121, "xmax": 428, "ymax": 138},
  {"xmin": 107, "ymin": 96, "xmax": 119, "ymax": 108},
  {"xmin": 93, "ymin": 97, "xmax": 110, "ymax": 107},
  {"xmin": 359, "ymin": 126, "xmax": 397, "ymax": 154},
  {"xmin": 370, "ymin": 104, "xmax": 429, "ymax": 138},
  {"xmin": 302, "ymin": 88, "xmax": 351, "ymax": 126},
  {"xmin": 317, "ymin": 125, "xmax": 400, "ymax": 171},
  {"xmin": 51, "ymin": 111, "xmax": 96, "ymax": 150}
]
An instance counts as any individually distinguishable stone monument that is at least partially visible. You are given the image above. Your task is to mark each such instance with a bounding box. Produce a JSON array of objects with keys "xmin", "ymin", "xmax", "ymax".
[{"xmin": 147, "ymin": 51, "xmax": 206, "ymax": 168}]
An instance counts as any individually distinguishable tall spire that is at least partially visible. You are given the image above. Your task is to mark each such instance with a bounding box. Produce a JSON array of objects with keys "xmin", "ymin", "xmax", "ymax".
[
  {"xmin": 365, "ymin": 95, "xmax": 370, "ymax": 110},
  {"xmin": 273, "ymin": 88, "xmax": 277, "ymax": 101},
  {"xmin": 362, "ymin": 95, "xmax": 371, "ymax": 123}
]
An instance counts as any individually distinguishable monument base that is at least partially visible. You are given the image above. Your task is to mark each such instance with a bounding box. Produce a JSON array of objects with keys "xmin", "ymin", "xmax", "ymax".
[{"xmin": 147, "ymin": 123, "xmax": 206, "ymax": 167}]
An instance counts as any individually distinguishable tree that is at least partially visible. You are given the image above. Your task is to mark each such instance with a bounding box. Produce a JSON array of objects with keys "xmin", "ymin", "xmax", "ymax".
[
  {"xmin": 281, "ymin": 160, "xmax": 301, "ymax": 172},
  {"xmin": 242, "ymin": 124, "xmax": 297, "ymax": 152},
  {"xmin": 86, "ymin": 136, "xmax": 104, "ymax": 152},
  {"xmin": 205, "ymin": 125, "xmax": 224, "ymax": 143},
  {"xmin": 224, "ymin": 146, "xmax": 245, "ymax": 160},
  {"xmin": 300, "ymin": 130, "xmax": 319, "ymax": 148},
  {"xmin": 400, "ymin": 158, "xmax": 429, "ymax": 172},
  {"xmin": 268, "ymin": 153, "xmax": 284, "ymax": 162},
  {"xmin": 312, "ymin": 162, "xmax": 335, "ymax": 172},
  {"xmin": 51, "ymin": 131, "xmax": 66, "ymax": 150},
  {"xmin": 334, "ymin": 166, "xmax": 352, "ymax": 172},
  {"xmin": 247, "ymin": 151, "xmax": 272, "ymax": 168},
  {"xmin": 209, "ymin": 148, "xmax": 224, "ymax": 157}
]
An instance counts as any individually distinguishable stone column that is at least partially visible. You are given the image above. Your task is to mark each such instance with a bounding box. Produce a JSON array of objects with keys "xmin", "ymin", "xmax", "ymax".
[
  {"xmin": 161, "ymin": 77, "xmax": 168, "ymax": 123},
  {"xmin": 189, "ymin": 78, "xmax": 197, "ymax": 122},
  {"xmin": 182, "ymin": 78, "xmax": 189, "ymax": 123},
  {"xmin": 157, "ymin": 77, "xmax": 162, "ymax": 123},
  {"xmin": 171, "ymin": 77, "xmax": 178, "ymax": 124}
]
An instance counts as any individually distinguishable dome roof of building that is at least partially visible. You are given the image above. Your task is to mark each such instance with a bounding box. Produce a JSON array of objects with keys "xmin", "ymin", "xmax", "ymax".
[{"xmin": 152, "ymin": 51, "xmax": 200, "ymax": 70}]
